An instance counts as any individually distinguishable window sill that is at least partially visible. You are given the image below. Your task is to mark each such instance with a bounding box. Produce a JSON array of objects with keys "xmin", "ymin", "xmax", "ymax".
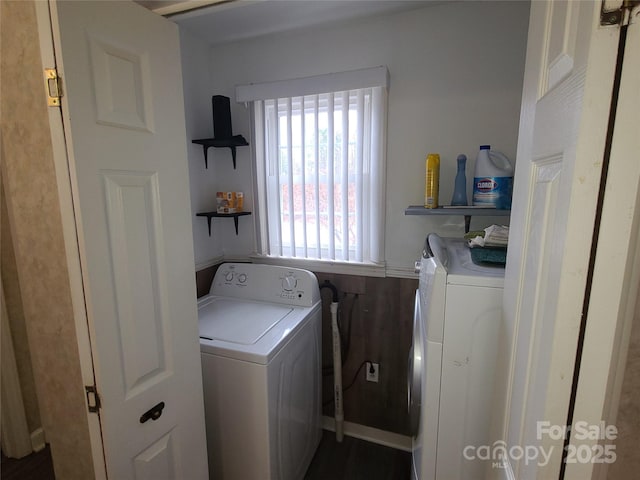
[{"xmin": 249, "ymin": 254, "xmax": 386, "ymax": 278}]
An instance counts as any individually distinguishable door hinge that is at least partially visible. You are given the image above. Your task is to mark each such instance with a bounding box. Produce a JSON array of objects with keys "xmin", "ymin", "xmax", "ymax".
[
  {"xmin": 85, "ymin": 385, "xmax": 101, "ymax": 413},
  {"xmin": 601, "ymin": 0, "xmax": 640, "ymax": 26},
  {"xmin": 44, "ymin": 68, "xmax": 63, "ymax": 107}
]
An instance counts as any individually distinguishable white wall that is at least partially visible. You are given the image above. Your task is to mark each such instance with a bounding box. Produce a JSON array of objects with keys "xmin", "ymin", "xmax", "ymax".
[
  {"xmin": 180, "ymin": 28, "xmax": 225, "ymax": 268},
  {"xmin": 181, "ymin": 0, "xmax": 530, "ymax": 275}
]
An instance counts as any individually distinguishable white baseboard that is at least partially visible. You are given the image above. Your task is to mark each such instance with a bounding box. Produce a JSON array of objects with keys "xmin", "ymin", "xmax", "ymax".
[
  {"xmin": 321, "ymin": 415, "xmax": 412, "ymax": 452},
  {"xmin": 31, "ymin": 427, "xmax": 46, "ymax": 452}
]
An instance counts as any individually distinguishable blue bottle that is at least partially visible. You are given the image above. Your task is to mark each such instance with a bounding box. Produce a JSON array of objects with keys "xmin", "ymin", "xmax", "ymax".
[{"xmin": 451, "ymin": 154, "xmax": 468, "ymax": 206}]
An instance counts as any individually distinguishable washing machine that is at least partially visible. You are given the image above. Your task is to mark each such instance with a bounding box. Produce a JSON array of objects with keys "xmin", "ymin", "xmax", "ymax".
[
  {"xmin": 408, "ymin": 234, "xmax": 505, "ymax": 480},
  {"xmin": 198, "ymin": 263, "xmax": 322, "ymax": 480}
]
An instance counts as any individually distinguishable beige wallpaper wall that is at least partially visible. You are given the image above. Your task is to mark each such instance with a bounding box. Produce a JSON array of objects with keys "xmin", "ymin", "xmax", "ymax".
[
  {"xmin": 1, "ymin": 0, "xmax": 94, "ymax": 477},
  {"xmin": 1, "ymin": 185, "xmax": 42, "ymax": 435}
]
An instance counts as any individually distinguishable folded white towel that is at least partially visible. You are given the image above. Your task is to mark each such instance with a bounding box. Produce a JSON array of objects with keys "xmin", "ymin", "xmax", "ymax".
[{"xmin": 468, "ymin": 225, "xmax": 509, "ymax": 248}]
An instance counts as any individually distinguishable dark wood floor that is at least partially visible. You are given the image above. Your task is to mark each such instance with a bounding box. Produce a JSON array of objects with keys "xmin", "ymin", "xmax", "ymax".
[
  {"xmin": 1, "ymin": 445, "xmax": 55, "ymax": 480},
  {"xmin": 305, "ymin": 430, "xmax": 411, "ymax": 480},
  {"xmin": 1, "ymin": 432, "xmax": 410, "ymax": 480}
]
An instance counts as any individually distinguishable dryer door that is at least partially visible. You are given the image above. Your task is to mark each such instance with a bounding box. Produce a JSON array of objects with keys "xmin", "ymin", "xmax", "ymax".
[{"xmin": 408, "ymin": 290, "xmax": 423, "ymax": 436}]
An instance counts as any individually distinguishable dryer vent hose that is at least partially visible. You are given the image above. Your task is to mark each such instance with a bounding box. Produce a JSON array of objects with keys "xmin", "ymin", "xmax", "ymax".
[
  {"xmin": 330, "ymin": 301, "xmax": 343, "ymax": 442},
  {"xmin": 321, "ymin": 280, "xmax": 343, "ymax": 442}
]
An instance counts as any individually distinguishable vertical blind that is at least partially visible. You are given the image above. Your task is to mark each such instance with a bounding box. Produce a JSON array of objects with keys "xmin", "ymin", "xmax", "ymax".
[{"xmin": 238, "ymin": 67, "xmax": 388, "ymax": 265}]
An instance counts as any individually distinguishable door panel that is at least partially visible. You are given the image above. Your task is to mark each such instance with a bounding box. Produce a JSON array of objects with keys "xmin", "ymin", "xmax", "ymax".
[
  {"xmin": 134, "ymin": 432, "xmax": 179, "ymax": 480},
  {"xmin": 88, "ymin": 36, "xmax": 155, "ymax": 132},
  {"xmin": 545, "ymin": 0, "xmax": 582, "ymax": 91},
  {"xmin": 102, "ymin": 170, "xmax": 171, "ymax": 395},
  {"xmin": 52, "ymin": 1, "xmax": 208, "ymax": 478}
]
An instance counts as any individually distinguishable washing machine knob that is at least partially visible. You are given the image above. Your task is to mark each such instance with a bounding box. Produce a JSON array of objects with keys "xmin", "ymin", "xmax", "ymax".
[
  {"xmin": 238, "ymin": 273, "xmax": 247, "ymax": 283},
  {"xmin": 224, "ymin": 271, "xmax": 234, "ymax": 282},
  {"xmin": 282, "ymin": 275, "xmax": 297, "ymax": 291}
]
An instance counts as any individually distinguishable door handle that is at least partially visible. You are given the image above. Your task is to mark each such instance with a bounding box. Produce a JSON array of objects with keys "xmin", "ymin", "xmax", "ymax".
[{"xmin": 140, "ymin": 401, "xmax": 165, "ymax": 424}]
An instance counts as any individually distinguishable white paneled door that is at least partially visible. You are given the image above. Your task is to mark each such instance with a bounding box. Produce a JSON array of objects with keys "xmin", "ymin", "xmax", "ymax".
[
  {"xmin": 50, "ymin": 1, "xmax": 208, "ymax": 478},
  {"xmin": 501, "ymin": 1, "xmax": 631, "ymax": 479}
]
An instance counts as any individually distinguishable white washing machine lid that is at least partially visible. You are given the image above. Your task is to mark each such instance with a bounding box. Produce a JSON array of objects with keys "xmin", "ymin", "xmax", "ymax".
[
  {"xmin": 198, "ymin": 295, "xmax": 318, "ymax": 364},
  {"xmin": 199, "ymin": 298, "xmax": 293, "ymax": 345}
]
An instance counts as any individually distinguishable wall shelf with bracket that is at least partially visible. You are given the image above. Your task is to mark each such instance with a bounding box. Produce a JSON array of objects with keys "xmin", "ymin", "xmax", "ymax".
[
  {"xmin": 196, "ymin": 211, "xmax": 252, "ymax": 236},
  {"xmin": 191, "ymin": 135, "xmax": 249, "ymax": 169},
  {"xmin": 404, "ymin": 205, "xmax": 511, "ymax": 233}
]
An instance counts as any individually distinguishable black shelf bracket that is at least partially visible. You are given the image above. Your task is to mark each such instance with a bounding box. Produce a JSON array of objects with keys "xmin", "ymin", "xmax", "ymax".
[
  {"xmin": 200, "ymin": 144, "xmax": 210, "ymax": 169},
  {"xmin": 228, "ymin": 146, "xmax": 238, "ymax": 170},
  {"xmin": 196, "ymin": 211, "xmax": 252, "ymax": 236},
  {"xmin": 192, "ymin": 136, "xmax": 249, "ymax": 170}
]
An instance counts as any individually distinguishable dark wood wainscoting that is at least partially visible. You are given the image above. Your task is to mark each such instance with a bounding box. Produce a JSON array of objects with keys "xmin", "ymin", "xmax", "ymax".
[
  {"xmin": 195, "ymin": 263, "xmax": 221, "ymax": 298},
  {"xmin": 315, "ymin": 272, "xmax": 416, "ymax": 436}
]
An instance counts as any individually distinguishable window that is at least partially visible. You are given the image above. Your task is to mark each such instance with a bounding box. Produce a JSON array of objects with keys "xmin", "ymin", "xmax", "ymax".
[{"xmin": 237, "ymin": 67, "xmax": 388, "ymax": 269}]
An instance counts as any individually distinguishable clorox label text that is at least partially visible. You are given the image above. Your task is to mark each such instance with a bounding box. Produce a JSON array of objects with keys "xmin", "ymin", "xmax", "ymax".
[{"xmin": 475, "ymin": 178, "xmax": 498, "ymax": 192}]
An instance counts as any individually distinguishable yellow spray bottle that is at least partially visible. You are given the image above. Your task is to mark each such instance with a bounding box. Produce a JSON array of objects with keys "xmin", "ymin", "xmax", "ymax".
[{"xmin": 424, "ymin": 153, "xmax": 440, "ymax": 209}]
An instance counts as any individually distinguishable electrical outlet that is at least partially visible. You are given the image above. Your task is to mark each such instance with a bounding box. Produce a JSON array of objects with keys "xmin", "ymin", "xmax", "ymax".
[{"xmin": 366, "ymin": 362, "xmax": 379, "ymax": 383}]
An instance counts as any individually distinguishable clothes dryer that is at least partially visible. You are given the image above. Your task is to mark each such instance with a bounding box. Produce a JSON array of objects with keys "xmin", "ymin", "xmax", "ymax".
[{"xmin": 409, "ymin": 234, "xmax": 505, "ymax": 480}]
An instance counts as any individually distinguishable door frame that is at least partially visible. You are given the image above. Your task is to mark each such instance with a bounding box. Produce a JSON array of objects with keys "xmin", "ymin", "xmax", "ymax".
[{"xmin": 35, "ymin": 1, "xmax": 107, "ymax": 477}]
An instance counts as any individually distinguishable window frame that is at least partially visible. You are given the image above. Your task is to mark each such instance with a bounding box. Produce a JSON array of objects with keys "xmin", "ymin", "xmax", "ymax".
[{"xmin": 237, "ymin": 67, "xmax": 388, "ymax": 276}]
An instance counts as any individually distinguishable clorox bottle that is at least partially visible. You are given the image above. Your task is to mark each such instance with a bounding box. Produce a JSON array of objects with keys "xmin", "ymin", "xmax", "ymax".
[{"xmin": 472, "ymin": 145, "xmax": 514, "ymax": 209}]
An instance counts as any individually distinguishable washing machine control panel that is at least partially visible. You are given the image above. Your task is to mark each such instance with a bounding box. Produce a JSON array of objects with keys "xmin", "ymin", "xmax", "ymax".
[{"xmin": 210, "ymin": 263, "xmax": 320, "ymax": 307}]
